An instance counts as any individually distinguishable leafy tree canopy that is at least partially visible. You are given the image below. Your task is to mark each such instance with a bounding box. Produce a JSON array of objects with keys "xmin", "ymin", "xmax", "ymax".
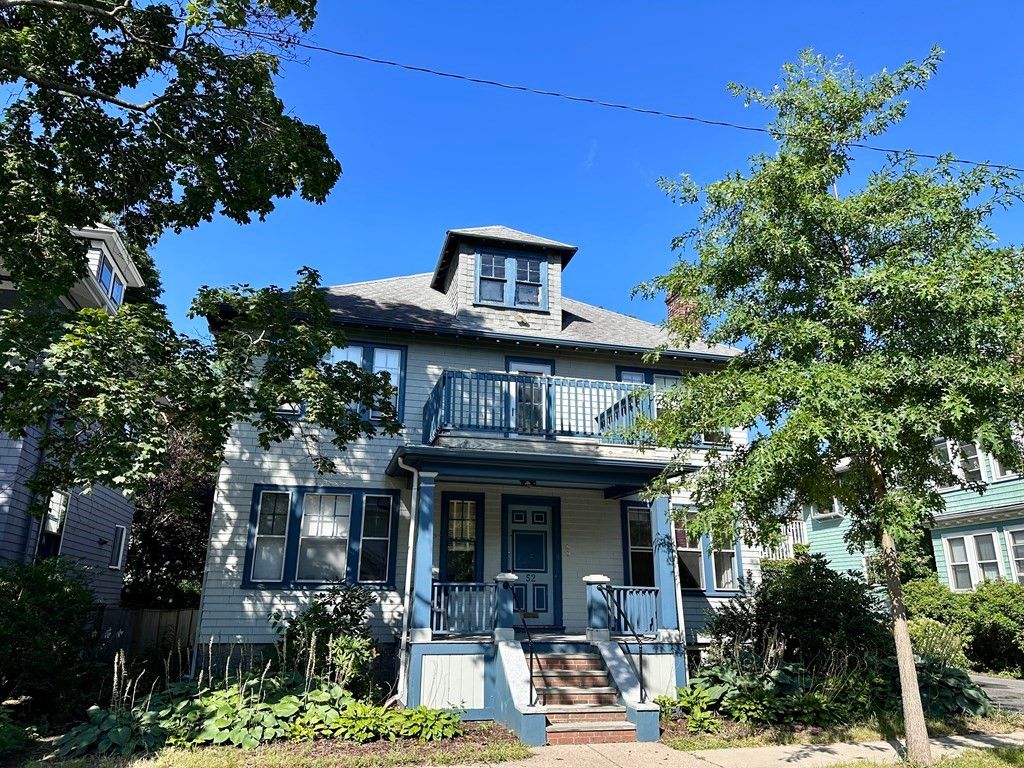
[
  {"xmin": 642, "ymin": 47, "xmax": 1024, "ymax": 552},
  {"xmin": 0, "ymin": 1, "xmax": 399, "ymax": 498}
]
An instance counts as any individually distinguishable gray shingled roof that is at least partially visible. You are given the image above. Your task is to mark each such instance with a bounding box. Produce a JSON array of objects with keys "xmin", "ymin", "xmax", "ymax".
[
  {"xmin": 446, "ymin": 226, "xmax": 577, "ymax": 251},
  {"xmin": 323, "ymin": 273, "xmax": 738, "ymax": 359}
]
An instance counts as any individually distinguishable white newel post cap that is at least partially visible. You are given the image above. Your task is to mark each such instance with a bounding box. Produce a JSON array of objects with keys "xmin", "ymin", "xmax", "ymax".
[
  {"xmin": 582, "ymin": 574, "xmax": 611, "ymax": 585},
  {"xmin": 494, "ymin": 572, "xmax": 519, "ymax": 583}
]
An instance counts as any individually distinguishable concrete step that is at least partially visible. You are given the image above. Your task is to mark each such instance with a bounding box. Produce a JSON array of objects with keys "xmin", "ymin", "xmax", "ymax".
[{"xmin": 545, "ymin": 720, "xmax": 637, "ymax": 745}]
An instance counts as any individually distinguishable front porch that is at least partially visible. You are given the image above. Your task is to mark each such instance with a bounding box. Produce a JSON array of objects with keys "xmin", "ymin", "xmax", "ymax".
[{"xmin": 387, "ymin": 445, "xmax": 690, "ymax": 745}]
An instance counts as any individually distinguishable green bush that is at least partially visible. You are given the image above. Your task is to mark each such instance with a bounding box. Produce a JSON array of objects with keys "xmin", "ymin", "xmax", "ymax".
[
  {"xmin": 0, "ymin": 559, "xmax": 103, "ymax": 719},
  {"xmin": 707, "ymin": 554, "xmax": 892, "ymax": 673},
  {"xmin": 903, "ymin": 577, "xmax": 970, "ymax": 628},
  {"xmin": 0, "ymin": 709, "xmax": 35, "ymax": 759},
  {"xmin": 964, "ymin": 580, "xmax": 1024, "ymax": 674},
  {"xmin": 876, "ymin": 658, "xmax": 990, "ymax": 719},
  {"xmin": 908, "ymin": 617, "xmax": 970, "ymax": 669}
]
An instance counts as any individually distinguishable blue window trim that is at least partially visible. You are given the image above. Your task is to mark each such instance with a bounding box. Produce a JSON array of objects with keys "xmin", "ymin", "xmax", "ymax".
[
  {"xmin": 614, "ymin": 365, "xmax": 683, "ymax": 384},
  {"xmin": 505, "ymin": 355, "xmax": 556, "ymax": 374},
  {"xmin": 335, "ymin": 341, "xmax": 408, "ymax": 422},
  {"xmin": 474, "ymin": 249, "xmax": 549, "ymax": 312},
  {"xmin": 439, "ymin": 491, "xmax": 485, "ymax": 582},
  {"xmin": 621, "ymin": 502, "xmax": 743, "ymax": 597},
  {"xmin": 242, "ymin": 484, "xmax": 401, "ymax": 590},
  {"xmin": 500, "ymin": 494, "xmax": 563, "ymax": 629}
]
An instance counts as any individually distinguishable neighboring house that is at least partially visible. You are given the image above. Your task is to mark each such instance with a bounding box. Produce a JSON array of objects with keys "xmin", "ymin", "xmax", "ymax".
[
  {"xmin": 195, "ymin": 225, "xmax": 759, "ymax": 745},
  {"xmin": 782, "ymin": 441, "xmax": 1024, "ymax": 591},
  {"xmin": 0, "ymin": 224, "xmax": 144, "ymax": 604}
]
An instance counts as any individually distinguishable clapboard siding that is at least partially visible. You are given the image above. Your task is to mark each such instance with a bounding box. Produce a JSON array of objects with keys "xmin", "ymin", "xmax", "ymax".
[
  {"xmin": 197, "ymin": 334, "xmax": 751, "ymax": 647},
  {"xmin": 804, "ymin": 512, "xmax": 869, "ymax": 576}
]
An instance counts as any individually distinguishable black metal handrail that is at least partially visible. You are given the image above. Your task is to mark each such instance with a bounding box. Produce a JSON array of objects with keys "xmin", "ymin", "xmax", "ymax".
[
  {"xmin": 598, "ymin": 583, "xmax": 649, "ymax": 703},
  {"xmin": 502, "ymin": 581, "xmax": 537, "ymax": 706}
]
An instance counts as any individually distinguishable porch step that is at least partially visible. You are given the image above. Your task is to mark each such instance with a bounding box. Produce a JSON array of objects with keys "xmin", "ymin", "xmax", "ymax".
[
  {"xmin": 545, "ymin": 720, "xmax": 637, "ymax": 745},
  {"xmin": 536, "ymin": 685, "xmax": 619, "ymax": 706},
  {"xmin": 530, "ymin": 653, "xmax": 604, "ymax": 671},
  {"xmin": 532, "ymin": 669, "xmax": 610, "ymax": 687},
  {"xmin": 541, "ymin": 704, "xmax": 628, "ymax": 724}
]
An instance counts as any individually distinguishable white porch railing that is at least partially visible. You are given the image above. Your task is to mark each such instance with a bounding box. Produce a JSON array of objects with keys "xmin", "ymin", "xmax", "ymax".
[{"xmin": 764, "ymin": 519, "xmax": 808, "ymax": 560}]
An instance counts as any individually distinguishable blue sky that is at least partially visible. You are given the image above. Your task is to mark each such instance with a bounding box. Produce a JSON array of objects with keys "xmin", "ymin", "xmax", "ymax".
[{"xmin": 153, "ymin": 2, "xmax": 1024, "ymax": 335}]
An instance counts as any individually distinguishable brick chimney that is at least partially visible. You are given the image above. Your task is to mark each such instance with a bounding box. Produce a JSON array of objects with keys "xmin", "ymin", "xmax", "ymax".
[{"xmin": 665, "ymin": 290, "xmax": 696, "ymax": 323}]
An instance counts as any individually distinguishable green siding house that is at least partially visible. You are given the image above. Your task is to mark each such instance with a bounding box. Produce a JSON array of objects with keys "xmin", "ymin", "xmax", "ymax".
[{"xmin": 790, "ymin": 442, "xmax": 1024, "ymax": 589}]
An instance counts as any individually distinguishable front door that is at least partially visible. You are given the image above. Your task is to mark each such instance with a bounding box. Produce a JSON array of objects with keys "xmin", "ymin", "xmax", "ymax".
[{"xmin": 506, "ymin": 500, "xmax": 557, "ymax": 628}]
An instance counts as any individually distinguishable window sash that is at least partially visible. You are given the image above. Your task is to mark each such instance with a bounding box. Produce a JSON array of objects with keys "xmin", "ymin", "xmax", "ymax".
[
  {"xmin": 712, "ymin": 549, "xmax": 737, "ymax": 590},
  {"xmin": 252, "ymin": 491, "xmax": 290, "ymax": 582},
  {"xmin": 945, "ymin": 532, "xmax": 1002, "ymax": 591},
  {"xmin": 445, "ymin": 499, "xmax": 479, "ymax": 583},
  {"xmin": 98, "ymin": 256, "xmax": 114, "ymax": 292},
  {"xmin": 44, "ymin": 491, "xmax": 69, "ymax": 534},
  {"xmin": 1007, "ymin": 530, "xmax": 1024, "ymax": 585},
  {"xmin": 357, "ymin": 495, "xmax": 393, "ymax": 583},
  {"xmin": 297, "ymin": 493, "xmax": 351, "ymax": 583},
  {"xmin": 626, "ymin": 507, "xmax": 655, "ymax": 586},
  {"xmin": 327, "ymin": 343, "xmax": 403, "ymax": 419},
  {"xmin": 111, "ymin": 275, "xmax": 125, "ymax": 305},
  {"xmin": 109, "ymin": 524, "xmax": 127, "ymax": 569},
  {"xmin": 372, "ymin": 348, "xmax": 402, "ymax": 417},
  {"xmin": 476, "ymin": 252, "xmax": 546, "ymax": 309}
]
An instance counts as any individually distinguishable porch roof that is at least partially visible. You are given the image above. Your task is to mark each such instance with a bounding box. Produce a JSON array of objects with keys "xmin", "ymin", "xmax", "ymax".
[{"xmin": 386, "ymin": 445, "xmax": 670, "ymax": 499}]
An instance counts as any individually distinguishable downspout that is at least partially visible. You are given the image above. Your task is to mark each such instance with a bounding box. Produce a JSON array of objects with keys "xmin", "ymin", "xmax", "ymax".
[
  {"xmin": 389, "ymin": 455, "xmax": 420, "ymax": 706},
  {"xmin": 668, "ymin": 517, "xmax": 687, "ymax": 644}
]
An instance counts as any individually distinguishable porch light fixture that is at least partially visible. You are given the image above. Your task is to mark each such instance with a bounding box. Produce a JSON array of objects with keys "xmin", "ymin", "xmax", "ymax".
[{"xmin": 520, "ymin": 479, "xmax": 537, "ymax": 487}]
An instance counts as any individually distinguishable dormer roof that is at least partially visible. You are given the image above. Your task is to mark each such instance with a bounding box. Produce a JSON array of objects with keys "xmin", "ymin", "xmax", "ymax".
[{"xmin": 430, "ymin": 225, "xmax": 578, "ymax": 291}]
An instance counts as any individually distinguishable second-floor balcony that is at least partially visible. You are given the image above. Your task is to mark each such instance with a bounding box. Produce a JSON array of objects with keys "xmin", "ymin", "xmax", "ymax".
[{"xmin": 422, "ymin": 370, "xmax": 657, "ymax": 445}]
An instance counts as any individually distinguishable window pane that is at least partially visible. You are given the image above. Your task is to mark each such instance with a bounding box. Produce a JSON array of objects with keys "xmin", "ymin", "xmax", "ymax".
[
  {"xmin": 252, "ymin": 538, "xmax": 285, "ymax": 580},
  {"xmin": 653, "ymin": 374, "xmax": 681, "ymax": 391},
  {"xmin": 1011, "ymin": 531, "xmax": 1024, "ymax": 566},
  {"xmin": 446, "ymin": 500, "xmax": 478, "ymax": 582},
  {"xmin": 620, "ymin": 371, "xmax": 646, "ymax": 384},
  {"xmin": 678, "ymin": 551, "xmax": 703, "ymax": 589},
  {"xmin": 99, "ymin": 258, "xmax": 113, "ymax": 291},
  {"xmin": 714, "ymin": 550, "xmax": 736, "ymax": 589},
  {"xmin": 480, "ymin": 277, "xmax": 504, "ymax": 302},
  {"xmin": 330, "ymin": 345, "xmax": 364, "ymax": 366},
  {"xmin": 515, "ymin": 282, "xmax": 540, "ymax": 306},
  {"xmin": 516, "ymin": 258, "xmax": 541, "ymax": 283},
  {"xmin": 362, "ymin": 496, "xmax": 392, "ymax": 538},
  {"xmin": 675, "ymin": 527, "xmax": 699, "ymax": 550},
  {"xmin": 359, "ymin": 539, "xmax": 389, "ymax": 582},
  {"xmin": 301, "ymin": 494, "xmax": 351, "ymax": 537},
  {"xmin": 948, "ymin": 537, "xmax": 968, "ymax": 564},
  {"xmin": 111, "ymin": 276, "xmax": 125, "ymax": 305},
  {"xmin": 297, "ymin": 540, "xmax": 346, "ymax": 581},
  {"xmin": 974, "ymin": 534, "xmax": 998, "ymax": 563},
  {"xmin": 109, "ymin": 526, "xmax": 126, "ymax": 568},
  {"xmin": 933, "ymin": 439, "xmax": 953, "ymax": 465},
  {"xmin": 258, "ymin": 492, "xmax": 289, "ymax": 535},
  {"xmin": 951, "ymin": 563, "xmax": 973, "ymax": 591},
  {"xmin": 980, "ymin": 562, "xmax": 1001, "ymax": 582},
  {"xmin": 630, "ymin": 551, "xmax": 655, "ymax": 587},
  {"xmin": 628, "ymin": 509, "xmax": 652, "ymax": 545},
  {"xmin": 960, "ymin": 442, "xmax": 983, "ymax": 482},
  {"xmin": 44, "ymin": 491, "xmax": 68, "ymax": 533},
  {"xmin": 480, "ymin": 253, "xmax": 505, "ymax": 278}
]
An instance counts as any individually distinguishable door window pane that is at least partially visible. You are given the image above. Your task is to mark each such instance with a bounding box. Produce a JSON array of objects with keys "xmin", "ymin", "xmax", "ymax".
[
  {"xmin": 358, "ymin": 495, "xmax": 393, "ymax": 583},
  {"xmin": 252, "ymin": 491, "xmax": 289, "ymax": 581},
  {"xmin": 297, "ymin": 494, "xmax": 350, "ymax": 582},
  {"xmin": 446, "ymin": 499, "xmax": 479, "ymax": 582}
]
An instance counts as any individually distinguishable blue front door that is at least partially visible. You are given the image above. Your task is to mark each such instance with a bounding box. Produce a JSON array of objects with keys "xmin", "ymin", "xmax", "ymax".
[{"xmin": 507, "ymin": 502, "xmax": 556, "ymax": 627}]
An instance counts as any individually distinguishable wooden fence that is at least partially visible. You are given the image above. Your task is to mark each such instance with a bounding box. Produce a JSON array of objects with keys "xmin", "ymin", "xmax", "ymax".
[{"xmin": 95, "ymin": 607, "xmax": 199, "ymax": 657}]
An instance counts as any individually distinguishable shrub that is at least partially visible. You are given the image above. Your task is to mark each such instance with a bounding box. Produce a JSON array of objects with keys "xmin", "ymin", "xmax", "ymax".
[
  {"xmin": 963, "ymin": 580, "xmax": 1024, "ymax": 674},
  {"xmin": 903, "ymin": 577, "xmax": 970, "ymax": 628},
  {"xmin": 0, "ymin": 709, "xmax": 34, "ymax": 759},
  {"xmin": 908, "ymin": 617, "xmax": 970, "ymax": 669},
  {"xmin": 270, "ymin": 585, "xmax": 379, "ymax": 693},
  {"xmin": 707, "ymin": 554, "xmax": 892, "ymax": 673},
  {"xmin": 0, "ymin": 558, "xmax": 102, "ymax": 719}
]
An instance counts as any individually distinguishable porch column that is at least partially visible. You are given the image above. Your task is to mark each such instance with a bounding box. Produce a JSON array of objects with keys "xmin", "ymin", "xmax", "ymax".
[
  {"xmin": 651, "ymin": 496, "xmax": 681, "ymax": 640},
  {"xmin": 409, "ymin": 472, "xmax": 437, "ymax": 642},
  {"xmin": 584, "ymin": 574, "xmax": 611, "ymax": 642}
]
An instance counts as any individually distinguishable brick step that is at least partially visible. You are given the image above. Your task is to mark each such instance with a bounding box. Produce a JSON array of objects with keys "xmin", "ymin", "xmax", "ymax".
[
  {"xmin": 545, "ymin": 721, "xmax": 637, "ymax": 745},
  {"xmin": 537, "ymin": 686, "xmax": 618, "ymax": 706},
  {"xmin": 531, "ymin": 669, "xmax": 610, "ymax": 687},
  {"xmin": 531, "ymin": 653, "xmax": 604, "ymax": 671},
  {"xmin": 544, "ymin": 704, "xmax": 628, "ymax": 724}
]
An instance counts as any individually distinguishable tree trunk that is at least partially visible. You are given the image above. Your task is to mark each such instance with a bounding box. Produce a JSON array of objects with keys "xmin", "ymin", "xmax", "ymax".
[{"xmin": 880, "ymin": 527, "xmax": 933, "ymax": 765}]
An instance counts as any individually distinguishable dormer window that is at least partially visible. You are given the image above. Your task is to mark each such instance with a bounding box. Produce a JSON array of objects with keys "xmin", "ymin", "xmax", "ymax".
[
  {"xmin": 97, "ymin": 254, "xmax": 126, "ymax": 307},
  {"xmin": 475, "ymin": 251, "xmax": 548, "ymax": 311}
]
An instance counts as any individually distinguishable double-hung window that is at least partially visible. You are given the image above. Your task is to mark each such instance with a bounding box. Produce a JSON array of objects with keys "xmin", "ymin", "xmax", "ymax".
[
  {"xmin": 712, "ymin": 545, "xmax": 738, "ymax": 590},
  {"xmin": 36, "ymin": 490, "xmax": 69, "ymax": 559},
  {"xmin": 443, "ymin": 496, "xmax": 482, "ymax": 582},
  {"xmin": 476, "ymin": 252, "xmax": 547, "ymax": 310},
  {"xmin": 297, "ymin": 493, "xmax": 351, "ymax": 582},
  {"xmin": 328, "ymin": 343, "xmax": 405, "ymax": 419},
  {"xmin": 1007, "ymin": 529, "xmax": 1024, "ymax": 585},
  {"xmin": 675, "ymin": 525, "xmax": 704, "ymax": 590},
  {"xmin": 934, "ymin": 439, "xmax": 985, "ymax": 485},
  {"xmin": 944, "ymin": 531, "xmax": 1002, "ymax": 591},
  {"xmin": 625, "ymin": 506, "xmax": 655, "ymax": 587},
  {"xmin": 96, "ymin": 254, "xmax": 126, "ymax": 307},
  {"xmin": 248, "ymin": 487, "xmax": 399, "ymax": 587}
]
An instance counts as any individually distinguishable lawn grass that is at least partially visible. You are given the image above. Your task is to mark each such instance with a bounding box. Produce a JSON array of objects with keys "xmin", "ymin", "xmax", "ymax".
[
  {"xmin": 829, "ymin": 747, "xmax": 1024, "ymax": 768},
  {"xmin": 12, "ymin": 723, "xmax": 531, "ymax": 768},
  {"xmin": 661, "ymin": 708, "xmax": 1024, "ymax": 752}
]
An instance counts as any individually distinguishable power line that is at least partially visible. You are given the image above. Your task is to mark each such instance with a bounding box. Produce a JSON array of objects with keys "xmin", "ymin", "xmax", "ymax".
[{"xmin": 277, "ymin": 37, "xmax": 1024, "ymax": 175}]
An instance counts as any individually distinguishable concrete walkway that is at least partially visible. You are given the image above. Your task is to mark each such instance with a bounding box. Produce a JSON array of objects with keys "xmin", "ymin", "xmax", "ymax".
[
  {"xmin": 475, "ymin": 731, "xmax": 1024, "ymax": 768},
  {"xmin": 973, "ymin": 674, "xmax": 1024, "ymax": 713}
]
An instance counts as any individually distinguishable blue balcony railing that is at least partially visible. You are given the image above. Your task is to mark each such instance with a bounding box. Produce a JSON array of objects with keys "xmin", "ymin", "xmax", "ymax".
[{"xmin": 422, "ymin": 370, "xmax": 655, "ymax": 444}]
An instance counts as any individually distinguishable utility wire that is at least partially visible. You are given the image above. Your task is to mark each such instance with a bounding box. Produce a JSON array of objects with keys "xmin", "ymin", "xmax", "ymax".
[{"xmin": 274, "ymin": 37, "xmax": 1024, "ymax": 175}]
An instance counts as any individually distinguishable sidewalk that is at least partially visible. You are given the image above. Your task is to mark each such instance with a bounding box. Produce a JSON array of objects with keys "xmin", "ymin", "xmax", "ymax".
[{"xmin": 479, "ymin": 730, "xmax": 1024, "ymax": 768}]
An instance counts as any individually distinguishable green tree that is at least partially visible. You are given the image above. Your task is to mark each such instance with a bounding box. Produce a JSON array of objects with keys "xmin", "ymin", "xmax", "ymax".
[
  {"xmin": 0, "ymin": 1, "xmax": 398, "ymax": 498},
  {"xmin": 640, "ymin": 49, "xmax": 1024, "ymax": 764}
]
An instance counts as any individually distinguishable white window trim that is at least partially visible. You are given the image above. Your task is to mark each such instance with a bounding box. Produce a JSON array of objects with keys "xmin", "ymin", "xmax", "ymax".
[
  {"xmin": 809, "ymin": 498, "xmax": 844, "ymax": 521},
  {"xmin": 108, "ymin": 524, "xmax": 128, "ymax": 570},
  {"xmin": 251, "ymin": 490, "xmax": 291, "ymax": 583},
  {"xmin": 676, "ymin": 539, "xmax": 705, "ymax": 591},
  {"xmin": 357, "ymin": 494, "xmax": 393, "ymax": 584},
  {"xmin": 710, "ymin": 546, "xmax": 739, "ymax": 592},
  {"xmin": 295, "ymin": 492, "xmax": 352, "ymax": 584},
  {"xmin": 988, "ymin": 454, "xmax": 1019, "ymax": 482},
  {"xmin": 936, "ymin": 439, "xmax": 987, "ymax": 488},
  {"xmin": 942, "ymin": 530, "xmax": 1003, "ymax": 592},
  {"xmin": 1005, "ymin": 527, "xmax": 1024, "ymax": 585}
]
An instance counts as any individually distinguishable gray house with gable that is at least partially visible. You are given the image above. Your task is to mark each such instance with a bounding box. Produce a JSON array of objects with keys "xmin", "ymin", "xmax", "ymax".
[{"xmin": 196, "ymin": 225, "xmax": 758, "ymax": 745}]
